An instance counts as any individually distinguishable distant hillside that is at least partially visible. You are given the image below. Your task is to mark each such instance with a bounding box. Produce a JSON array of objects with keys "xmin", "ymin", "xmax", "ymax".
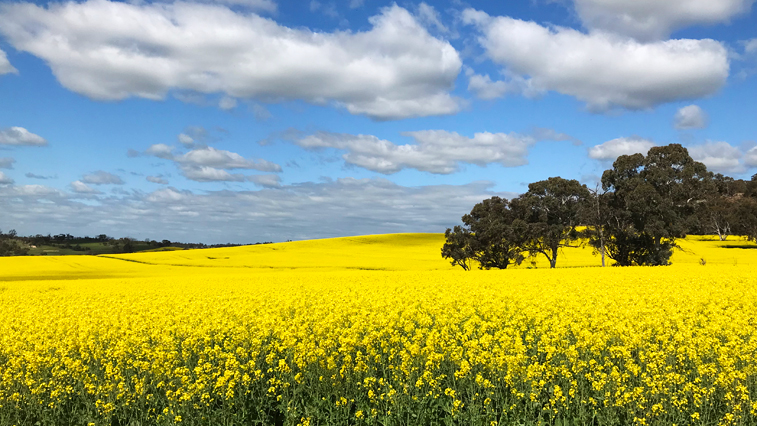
[
  {"xmin": 105, "ymin": 232, "xmax": 757, "ymax": 270},
  {"xmin": 0, "ymin": 230, "xmax": 261, "ymax": 257}
]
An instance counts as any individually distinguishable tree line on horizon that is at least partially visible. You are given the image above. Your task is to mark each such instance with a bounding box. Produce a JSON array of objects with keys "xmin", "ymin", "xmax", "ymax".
[
  {"xmin": 0, "ymin": 231, "xmax": 272, "ymax": 257},
  {"xmin": 442, "ymin": 144, "xmax": 757, "ymax": 270}
]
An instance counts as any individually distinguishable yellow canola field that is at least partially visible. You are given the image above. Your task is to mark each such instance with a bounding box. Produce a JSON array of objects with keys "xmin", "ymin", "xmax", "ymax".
[
  {"xmin": 62, "ymin": 232, "xmax": 757, "ymax": 271},
  {"xmin": 1, "ymin": 234, "xmax": 757, "ymax": 426}
]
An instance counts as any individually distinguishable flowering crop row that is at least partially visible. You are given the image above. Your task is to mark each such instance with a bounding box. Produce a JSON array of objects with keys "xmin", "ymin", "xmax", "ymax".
[{"xmin": 1, "ymin": 260, "xmax": 757, "ymax": 426}]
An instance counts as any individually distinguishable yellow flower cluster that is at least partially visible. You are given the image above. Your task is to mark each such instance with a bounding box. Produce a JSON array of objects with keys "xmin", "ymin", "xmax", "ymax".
[{"xmin": 0, "ymin": 234, "xmax": 756, "ymax": 425}]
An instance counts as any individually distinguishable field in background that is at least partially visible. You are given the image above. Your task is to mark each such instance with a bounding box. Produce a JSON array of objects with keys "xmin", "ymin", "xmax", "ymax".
[
  {"xmin": 3, "ymin": 233, "xmax": 755, "ymax": 280},
  {"xmin": 1, "ymin": 234, "xmax": 757, "ymax": 425}
]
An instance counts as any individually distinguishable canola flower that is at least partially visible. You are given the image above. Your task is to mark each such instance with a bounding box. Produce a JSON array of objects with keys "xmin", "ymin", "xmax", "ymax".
[{"xmin": 0, "ymin": 234, "xmax": 756, "ymax": 426}]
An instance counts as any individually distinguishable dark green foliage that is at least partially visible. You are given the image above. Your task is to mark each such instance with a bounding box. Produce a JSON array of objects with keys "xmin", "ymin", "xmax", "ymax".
[
  {"xmin": 0, "ymin": 229, "xmax": 29, "ymax": 256},
  {"xmin": 441, "ymin": 225, "xmax": 477, "ymax": 271},
  {"xmin": 598, "ymin": 144, "xmax": 714, "ymax": 266},
  {"xmin": 442, "ymin": 197, "xmax": 525, "ymax": 270},
  {"xmin": 463, "ymin": 196, "xmax": 526, "ymax": 269},
  {"xmin": 443, "ymin": 179, "xmax": 589, "ymax": 270},
  {"xmin": 445, "ymin": 144, "xmax": 755, "ymax": 269},
  {"xmin": 514, "ymin": 177, "xmax": 590, "ymax": 268}
]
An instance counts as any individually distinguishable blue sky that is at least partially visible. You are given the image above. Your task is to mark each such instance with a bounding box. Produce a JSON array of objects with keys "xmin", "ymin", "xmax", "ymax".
[{"xmin": 0, "ymin": 0, "xmax": 756, "ymax": 243}]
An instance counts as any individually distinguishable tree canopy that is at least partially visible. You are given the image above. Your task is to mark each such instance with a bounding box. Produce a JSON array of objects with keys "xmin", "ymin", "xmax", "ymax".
[{"xmin": 443, "ymin": 144, "xmax": 757, "ymax": 270}]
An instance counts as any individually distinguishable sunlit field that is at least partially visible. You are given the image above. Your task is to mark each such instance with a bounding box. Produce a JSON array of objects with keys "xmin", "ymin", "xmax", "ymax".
[{"xmin": 1, "ymin": 234, "xmax": 757, "ymax": 426}]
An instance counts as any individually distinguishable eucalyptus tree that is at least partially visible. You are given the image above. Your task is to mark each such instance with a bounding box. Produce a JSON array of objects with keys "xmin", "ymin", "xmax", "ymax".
[
  {"xmin": 514, "ymin": 177, "xmax": 590, "ymax": 268},
  {"xmin": 442, "ymin": 196, "xmax": 525, "ymax": 270},
  {"xmin": 600, "ymin": 144, "xmax": 714, "ymax": 266}
]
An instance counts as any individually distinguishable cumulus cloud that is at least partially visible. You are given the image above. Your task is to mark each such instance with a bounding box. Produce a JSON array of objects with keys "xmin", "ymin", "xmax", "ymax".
[
  {"xmin": 81, "ymin": 170, "xmax": 125, "ymax": 185},
  {"xmin": 248, "ymin": 174, "xmax": 281, "ymax": 188},
  {"xmin": 674, "ymin": 105, "xmax": 708, "ymax": 129},
  {"xmin": 70, "ymin": 180, "xmax": 103, "ymax": 194},
  {"xmin": 0, "ymin": 157, "xmax": 15, "ymax": 169},
  {"xmin": 0, "ymin": 178, "xmax": 511, "ymax": 243},
  {"xmin": 0, "ymin": 49, "xmax": 17, "ymax": 75},
  {"xmin": 462, "ymin": 9, "xmax": 729, "ymax": 111},
  {"xmin": 744, "ymin": 146, "xmax": 757, "ymax": 167},
  {"xmin": 178, "ymin": 167, "xmax": 279, "ymax": 184},
  {"xmin": 174, "ymin": 147, "xmax": 280, "ymax": 171},
  {"xmin": 588, "ymin": 136, "xmax": 656, "ymax": 161},
  {"xmin": 0, "ymin": 1, "xmax": 462, "ymax": 120},
  {"xmin": 466, "ymin": 71, "xmax": 539, "ymax": 100},
  {"xmin": 147, "ymin": 176, "xmax": 169, "ymax": 184},
  {"xmin": 294, "ymin": 130, "xmax": 545, "ymax": 174},
  {"xmin": 689, "ymin": 141, "xmax": 745, "ymax": 173},
  {"xmin": 0, "ymin": 184, "xmax": 65, "ymax": 198},
  {"xmin": 179, "ymin": 166, "xmax": 248, "ymax": 182},
  {"xmin": 175, "ymin": 126, "xmax": 215, "ymax": 148},
  {"xmin": 0, "ymin": 171, "xmax": 14, "ymax": 184},
  {"xmin": 572, "ymin": 0, "xmax": 756, "ymax": 41},
  {"xmin": 143, "ymin": 144, "xmax": 175, "ymax": 160},
  {"xmin": 178, "ymin": 134, "xmax": 194, "ymax": 147},
  {"xmin": 138, "ymin": 139, "xmax": 281, "ymax": 183},
  {"xmin": 0, "ymin": 127, "xmax": 47, "ymax": 146}
]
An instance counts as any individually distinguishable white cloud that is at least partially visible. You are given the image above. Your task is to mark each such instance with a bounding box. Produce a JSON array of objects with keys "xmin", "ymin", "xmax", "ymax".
[
  {"xmin": 0, "ymin": 157, "xmax": 15, "ymax": 169},
  {"xmin": 180, "ymin": 166, "xmax": 247, "ymax": 182},
  {"xmin": 573, "ymin": 0, "xmax": 756, "ymax": 41},
  {"xmin": 689, "ymin": 141, "xmax": 745, "ymax": 173},
  {"xmin": 466, "ymin": 70, "xmax": 540, "ymax": 101},
  {"xmin": 349, "ymin": 0, "xmax": 364, "ymax": 9},
  {"xmin": 0, "ymin": 1, "xmax": 462, "ymax": 120},
  {"xmin": 147, "ymin": 176, "xmax": 169, "ymax": 184},
  {"xmin": 177, "ymin": 134, "xmax": 195, "ymax": 147},
  {"xmin": 248, "ymin": 174, "xmax": 281, "ymax": 188},
  {"xmin": 219, "ymin": 96, "xmax": 238, "ymax": 111},
  {"xmin": 745, "ymin": 146, "xmax": 757, "ymax": 167},
  {"xmin": 0, "ymin": 49, "xmax": 17, "ymax": 75},
  {"xmin": 674, "ymin": 104, "xmax": 708, "ymax": 129},
  {"xmin": 295, "ymin": 130, "xmax": 537, "ymax": 174},
  {"xmin": 70, "ymin": 180, "xmax": 103, "ymax": 194},
  {"xmin": 139, "ymin": 140, "xmax": 281, "ymax": 183},
  {"xmin": 467, "ymin": 73, "xmax": 516, "ymax": 100},
  {"xmin": 0, "ymin": 184, "xmax": 64, "ymax": 198},
  {"xmin": 462, "ymin": 10, "xmax": 729, "ymax": 111},
  {"xmin": 588, "ymin": 136, "xmax": 656, "ymax": 161},
  {"xmin": 0, "ymin": 171, "xmax": 13, "ymax": 184},
  {"xmin": 174, "ymin": 147, "xmax": 281, "ymax": 171},
  {"xmin": 0, "ymin": 127, "xmax": 47, "ymax": 146},
  {"xmin": 81, "ymin": 170, "xmax": 125, "ymax": 185},
  {"xmin": 417, "ymin": 3, "xmax": 448, "ymax": 33},
  {"xmin": 0, "ymin": 178, "xmax": 512, "ymax": 243},
  {"xmin": 746, "ymin": 39, "xmax": 757, "ymax": 54},
  {"xmin": 145, "ymin": 143, "xmax": 175, "ymax": 160}
]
